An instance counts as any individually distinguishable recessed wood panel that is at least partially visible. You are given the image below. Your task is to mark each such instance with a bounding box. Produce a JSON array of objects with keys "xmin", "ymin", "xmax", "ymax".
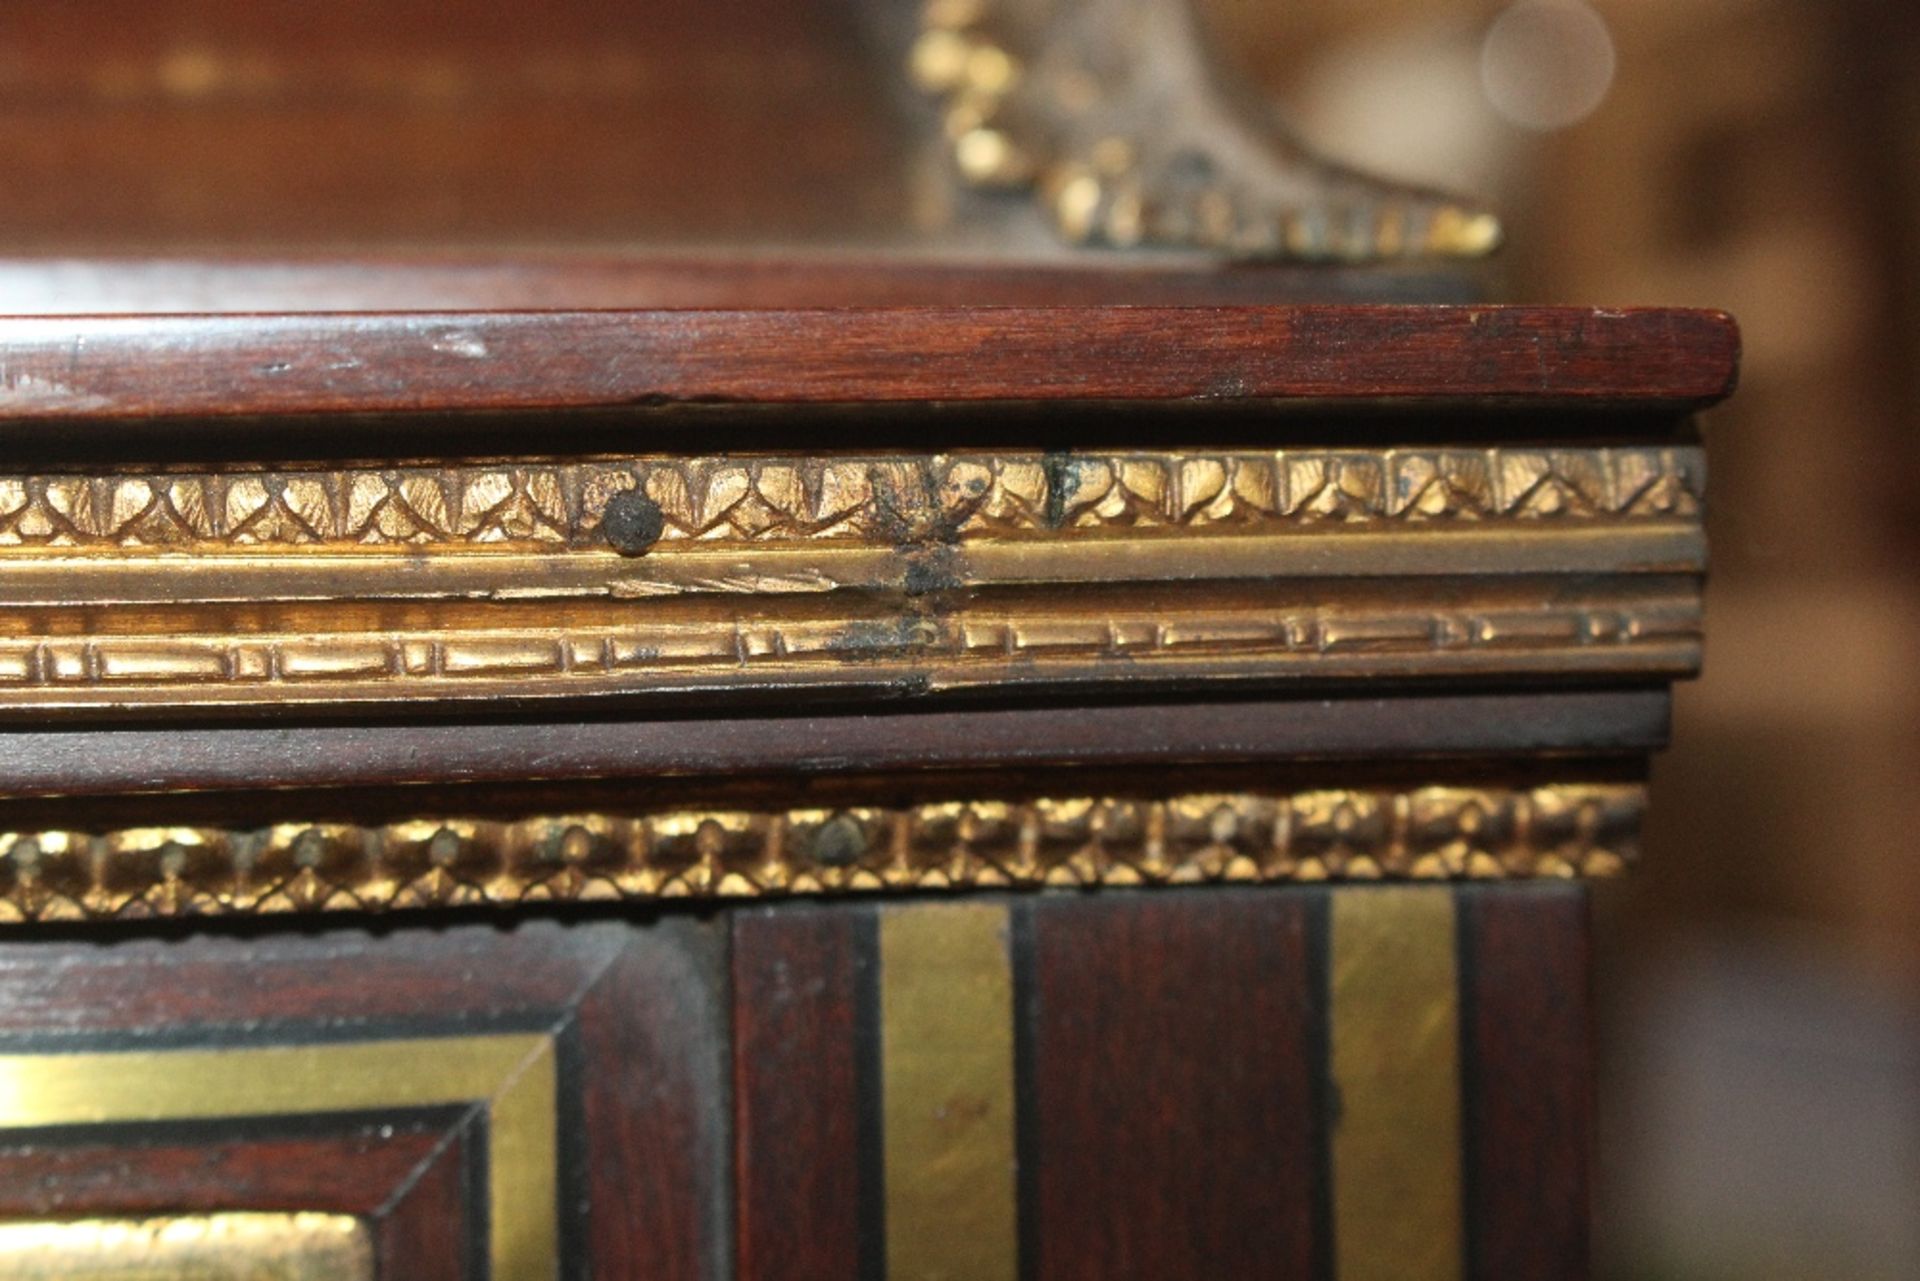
[
  {"xmin": 0, "ymin": 917, "xmax": 729, "ymax": 1281},
  {"xmin": 0, "ymin": 1213, "xmax": 371, "ymax": 1281},
  {"xmin": 0, "ymin": 1115, "xmax": 471, "ymax": 1281}
]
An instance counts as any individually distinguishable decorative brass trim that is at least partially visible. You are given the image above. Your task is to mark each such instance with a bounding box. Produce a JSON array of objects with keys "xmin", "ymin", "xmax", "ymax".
[
  {"xmin": 0, "ymin": 1213, "xmax": 372, "ymax": 1281},
  {"xmin": 0, "ymin": 447, "xmax": 1700, "ymax": 551},
  {"xmin": 1330, "ymin": 887, "xmax": 1464, "ymax": 1281},
  {"xmin": 880, "ymin": 903, "xmax": 1019, "ymax": 1281},
  {"xmin": 0, "ymin": 784, "xmax": 1643, "ymax": 922},
  {"xmin": 0, "ymin": 446, "xmax": 1703, "ymax": 710},
  {"xmin": 0, "ymin": 1035, "xmax": 558, "ymax": 1280},
  {"xmin": 0, "ymin": 584, "xmax": 1700, "ymax": 709}
]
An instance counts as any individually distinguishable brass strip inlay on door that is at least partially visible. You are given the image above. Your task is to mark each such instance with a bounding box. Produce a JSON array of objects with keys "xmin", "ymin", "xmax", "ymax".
[
  {"xmin": 0, "ymin": 1212, "xmax": 371, "ymax": 1281},
  {"xmin": 879, "ymin": 902, "xmax": 1019, "ymax": 1281},
  {"xmin": 1329, "ymin": 886, "xmax": 1464, "ymax": 1281},
  {"xmin": 0, "ymin": 1034, "xmax": 557, "ymax": 1281}
]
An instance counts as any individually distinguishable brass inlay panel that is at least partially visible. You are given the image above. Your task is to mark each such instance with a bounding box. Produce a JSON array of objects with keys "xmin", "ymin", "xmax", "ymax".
[
  {"xmin": 880, "ymin": 903, "xmax": 1019, "ymax": 1281},
  {"xmin": 0, "ymin": 1035, "xmax": 557, "ymax": 1281},
  {"xmin": 0, "ymin": 1213, "xmax": 371, "ymax": 1281},
  {"xmin": 1330, "ymin": 887, "xmax": 1464, "ymax": 1281},
  {"xmin": 0, "ymin": 784, "xmax": 1644, "ymax": 922}
]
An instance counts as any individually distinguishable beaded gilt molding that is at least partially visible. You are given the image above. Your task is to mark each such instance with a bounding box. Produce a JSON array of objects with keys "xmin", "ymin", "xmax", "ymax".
[
  {"xmin": 0, "ymin": 446, "xmax": 1697, "ymax": 548},
  {"xmin": 0, "ymin": 783, "xmax": 1643, "ymax": 922},
  {"xmin": 0, "ymin": 445, "xmax": 1704, "ymax": 712}
]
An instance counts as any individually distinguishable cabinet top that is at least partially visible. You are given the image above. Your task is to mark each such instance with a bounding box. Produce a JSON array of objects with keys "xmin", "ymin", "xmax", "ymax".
[{"xmin": 0, "ymin": 296, "xmax": 1738, "ymax": 427}]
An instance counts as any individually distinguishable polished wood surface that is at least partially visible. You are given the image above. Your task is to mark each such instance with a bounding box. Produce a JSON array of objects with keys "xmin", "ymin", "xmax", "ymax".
[
  {"xmin": 0, "ymin": 269, "xmax": 1723, "ymax": 1276},
  {"xmin": 0, "ymin": 919, "xmax": 729, "ymax": 1280},
  {"xmin": 0, "ymin": 890, "xmax": 1597, "ymax": 1279},
  {"xmin": 1461, "ymin": 885, "xmax": 1594, "ymax": 1281},
  {"xmin": 1023, "ymin": 891, "xmax": 1326, "ymax": 1280},
  {"xmin": 0, "ymin": 306, "xmax": 1737, "ymax": 424},
  {"xmin": 732, "ymin": 908, "xmax": 871, "ymax": 1281},
  {"xmin": 0, "ymin": 691, "xmax": 1666, "ymax": 797},
  {"xmin": 714, "ymin": 889, "xmax": 1597, "ymax": 1278},
  {"xmin": 0, "ymin": 1121, "xmax": 468, "ymax": 1281}
]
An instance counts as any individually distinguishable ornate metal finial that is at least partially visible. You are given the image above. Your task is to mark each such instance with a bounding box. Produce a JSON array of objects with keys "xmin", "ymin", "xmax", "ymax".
[{"xmin": 909, "ymin": 0, "xmax": 1502, "ymax": 261}]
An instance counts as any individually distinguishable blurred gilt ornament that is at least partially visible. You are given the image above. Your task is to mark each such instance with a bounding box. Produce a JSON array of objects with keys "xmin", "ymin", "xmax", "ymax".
[{"xmin": 909, "ymin": 0, "xmax": 1502, "ymax": 261}]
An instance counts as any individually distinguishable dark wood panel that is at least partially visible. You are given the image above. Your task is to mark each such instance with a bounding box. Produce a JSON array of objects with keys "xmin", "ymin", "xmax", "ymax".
[
  {"xmin": 731, "ymin": 907, "xmax": 871, "ymax": 1281},
  {"xmin": 0, "ymin": 690, "xmax": 1670, "ymax": 797},
  {"xmin": 0, "ymin": 1116, "xmax": 450, "ymax": 1215},
  {"xmin": 574, "ymin": 918, "xmax": 732, "ymax": 1281},
  {"xmin": 0, "ymin": 917, "xmax": 729, "ymax": 1281},
  {"xmin": 372, "ymin": 1119, "xmax": 477, "ymax": 1281},
  {"xmin": 1020, "ymin": 890, "xmax": 1328, "ymax": 1280},
  {"xmin": 1460, "ymin": 885, "xmax": 1593, "ymax": 1281},
  {"xmin": 0, "ymin": 1115, "xmax": 471, "ymax": 1281},
  {"xmin": 0, "ymin": 921, "xmax": 620, "ymax": 1034},
  {"xmin": 0, "ymin": 307, "xmax": 1738, "ymax": 424}
]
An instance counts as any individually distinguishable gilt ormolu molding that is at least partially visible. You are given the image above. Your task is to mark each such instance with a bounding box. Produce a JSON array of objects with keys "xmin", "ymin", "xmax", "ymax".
[
  {"xmin": 0, "ymin": 783, "xmax": 1642, "ymax": 922},
  {"xmin": 0, "ymin": 444, "xmax": 1704, "ymax": 710},
  {"xmin": 0, "ymin": 591, "xmax": 1700, "ymax": 703},
  {"xmin": 0, "ymin": 446, "xmax": 1700, "ymax": 550}
]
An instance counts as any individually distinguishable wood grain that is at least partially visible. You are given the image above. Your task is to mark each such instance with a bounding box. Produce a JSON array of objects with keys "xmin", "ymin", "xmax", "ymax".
[
  {"xmin": 0, "ymin": 1118, "xmax": 449, "ymax": 1215},
  {"xmin": 1460, "ymin": 885, "xmax": 1593, "ymax": 1281},
  {"xmin": 370, "ymin": 1121, "xmax": 475, "ymax": 1281},
  {"xmin": 575, "ymin": 918, "xmax": 731, "ymax": 1281},
  {"xmin": 0, "ymin": 918, "xmax": 728, "ymax": 1281},
  {"xmin": 0, "ymin": 690, "xmax": 1670, "ymax": 797},
  {"xmin": 0, "ymin": 307, "xmax": 1738, "ymax": 423},
  {"xmin": 1020, "ymin": 890, "xmax": 1328, "ymax": 1280},
  {"xmin": 0, "ymin": 1118, "xmax": 471, "ymax": 1281},
  {"xmin": 0, "ymin": 920, "xmax": 617, "ymax": 1033},
  {"xmin": 731, "ymin": 907, "xmax": 871, "ymax": 1281}
]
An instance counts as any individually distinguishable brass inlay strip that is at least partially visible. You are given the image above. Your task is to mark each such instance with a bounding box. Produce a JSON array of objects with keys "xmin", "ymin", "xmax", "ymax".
[
  {"xmin": 0, "ymin": 1212, "xmax": 371, "ymax": 1280},
  {"xmin": 880, "ymin": 903, "xmax": 1019, "ymax": 1281},
  {"xmin": 0, "ymin": 1034, "xmax": 556, "ymax": 1281},
  {"xmin": 0, "ymin": 522, "xmax": 1704, "ymax": 607},
  {"xmin": 1330, "ymin": 887, "xmax": 1465, "ymax": 1281},
  {"xmin": 0, "ymin": 783, "xmax": 1645, "ymax": 923},
  {"xmin": 0, "ymin": 605, "xmax": 1698, "ymax": 711}
]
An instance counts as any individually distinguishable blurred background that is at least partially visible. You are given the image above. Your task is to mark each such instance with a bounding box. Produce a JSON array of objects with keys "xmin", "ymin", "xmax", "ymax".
[
  {"xmin": 0, "ymin": 1, "xmax": 1912, "ymax": 1275},
  {"xmin": 1216, "ymin": 4, "xmax": 1920, "ymax": 1278}
]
